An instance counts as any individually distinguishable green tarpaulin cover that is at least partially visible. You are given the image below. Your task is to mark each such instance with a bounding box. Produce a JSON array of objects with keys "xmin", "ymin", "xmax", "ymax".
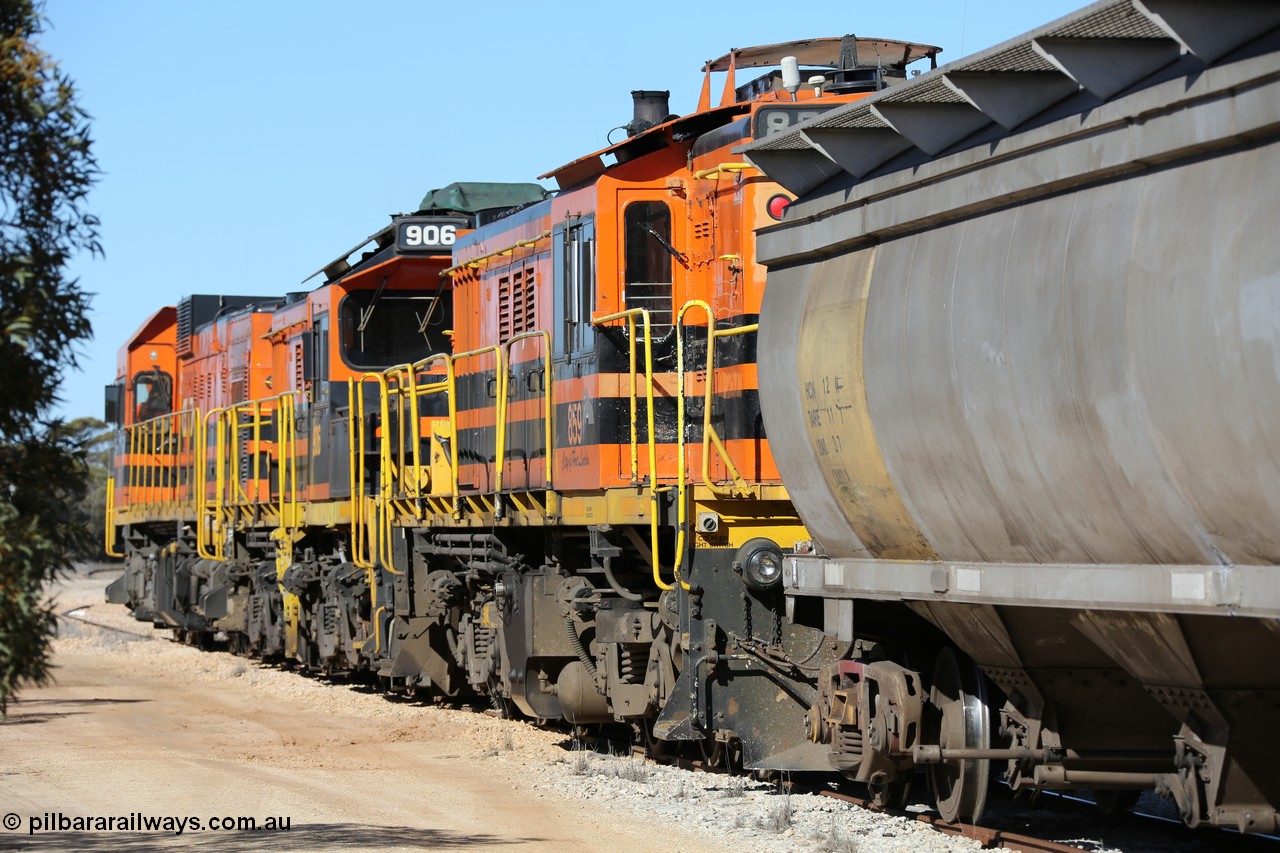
[{"xmin": 418, "ymin": 182, "xmax": 549, "ymax": 214}]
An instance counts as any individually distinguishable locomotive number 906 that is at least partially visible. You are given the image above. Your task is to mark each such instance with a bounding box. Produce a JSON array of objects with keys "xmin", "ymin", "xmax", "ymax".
[{"xmin": 395, "ymin": 217, "xmax": 466, "ymax": 252}]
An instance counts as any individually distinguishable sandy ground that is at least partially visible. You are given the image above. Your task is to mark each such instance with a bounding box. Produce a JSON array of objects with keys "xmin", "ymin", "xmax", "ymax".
[{"xmin": 0, "ymin": 567, "xmax": 735, "ymax": 852}]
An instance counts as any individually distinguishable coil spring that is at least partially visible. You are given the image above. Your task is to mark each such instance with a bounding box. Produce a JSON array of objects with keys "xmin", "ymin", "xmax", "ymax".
[
  {"xmin": 618, "ymin": 644, "xmax": 646, "ymax": 684},
  {"xmin": 838, "ymin": 728, "xmax": 864, "ymax": 759},
  {"xmin": 474, "ymin": 626, "xmax": 493, "ymax": 658}
]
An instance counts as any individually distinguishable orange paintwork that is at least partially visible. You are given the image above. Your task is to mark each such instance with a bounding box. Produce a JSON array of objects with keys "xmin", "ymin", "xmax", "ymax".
[{"xmin": 109, "ymin": 49, "xmax": 900, "ymax": 526}]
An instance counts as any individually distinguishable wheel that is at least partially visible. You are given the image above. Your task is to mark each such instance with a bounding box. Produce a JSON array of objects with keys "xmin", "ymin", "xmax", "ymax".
[
  {"xmin": 699, "ymin": 734, "xmax": 743, "ymax": 774},
  {"xmin": 1093, "ymin": 789, "xmax": 1141, "ymax": 817},
  {"xmin": 642, "ymin": 718, "xmax": 674, "ymax": 759},
  {"xmin": 927, "ymin": 647, "xmax": 992, "ymax": 824},
  {"xmin": 869, "ymin": 774, "xmax": 911, "ymax": 810},
  {"xmin": 700, "ymin": 734, "xmax": 724, "ymax": 767}
]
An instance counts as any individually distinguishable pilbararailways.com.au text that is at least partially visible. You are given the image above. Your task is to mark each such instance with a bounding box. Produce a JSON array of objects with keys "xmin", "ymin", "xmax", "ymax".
[{"xmin": 8, "ymin": 812, "xmax": 291, "ymax": 835}]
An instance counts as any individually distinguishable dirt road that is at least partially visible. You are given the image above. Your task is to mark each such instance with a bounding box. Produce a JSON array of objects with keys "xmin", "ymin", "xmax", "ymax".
[{"xmin": 0, "ymin": 569, "xmax": 731, "ymax": 852}]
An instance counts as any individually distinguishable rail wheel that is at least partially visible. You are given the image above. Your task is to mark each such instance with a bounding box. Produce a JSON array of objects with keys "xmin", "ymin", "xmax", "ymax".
[
  {"xmin": 640, "ymin": 718, "xmax": 674, "ymax": 759},
  {"xmin": 1093, "ymin": 789, "xmax": 1141, "ymax": 817},
  {"xmin": 927, "ymin": 647, "xmax": 991, "ymax": 824},
  {"xmin": 868, "ymin": 774, "xmax": 912, "ymax": 810},
  {"xmin": 699, "ymin": 734, "xmax": 743, "ymax": 775}
]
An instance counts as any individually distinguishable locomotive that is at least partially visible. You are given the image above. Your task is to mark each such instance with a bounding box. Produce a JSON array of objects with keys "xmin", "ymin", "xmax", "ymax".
[{"xmin": 104, "ymin": 0, "xmax": 1280, "ymax": 835}]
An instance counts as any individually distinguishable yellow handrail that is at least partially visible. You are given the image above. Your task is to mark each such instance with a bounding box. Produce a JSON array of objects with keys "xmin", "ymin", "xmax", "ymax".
[
  {"xmin": 382, "ymin": 356, "xmax": 447, "ymax": 503},
  {"xmin": 440, "ymin": 229, "xmax": 552, "ymax": 278},
  {"xmin": 420, "ymin": 354, "xmax": 460, "ymax": 509},
  {"xmin": 676, "ymin": 301, "xmax": 757, "ymax": 500},
  {"xmin": 121, "ymin": 410, "xmax": 200, "ymax": 514},
  {"xmin": 214, "ymin": 406, "xmax": 229, "ymax": 545},
  {"xmin": 673, "ymin": 302, "xmax": 761, "ymax": 588},
  {"xmin": 591, "ymin": 308, "xmax": 670, "ymax": 591},
  {"xmin": 349, "ymin": 375, "xmax": 380, "ymax": 649},
  {"xmin": 274, "ymin": 393, "xmax": 299, "ymax": 530},
  {"xmin": 195, "ymin": 407, "xmax": 224, "ymax": 560},
  {"xmin": 353, "ymin": 373, "xmax": 388, "ymax": 571},
  {"xmin": 103, "ymin": 476, "xmax": 124, "ymax": 558},
  {"xmin": 502, "ymin": 330, "xmax": 555, "ymax": 490},
  {"xmin": 692, "ymin": 162, "xmax": 756, "ymax": 180},
  {"xmin": 371, "ymin": 605, "xmax": 387, "ymax": 654},
  {"xmin": 364, "ymin": 375, "xmax": 403, "ymax": 575},
  {"xmin": 451, "ymin": 344, "xmax": 507, "ymax": 496},
  {"xmin": 415, "ymin": 354, "xmax": 457, "ymax": 502},
  {"xmin": 347, "ymin": 378, "xmax": 370, "ymax": 569}
]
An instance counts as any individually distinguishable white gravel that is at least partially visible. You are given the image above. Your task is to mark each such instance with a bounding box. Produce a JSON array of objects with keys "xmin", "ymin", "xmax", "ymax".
[{"xmin": 519, "ymin": 746, "xmax": 1001, "ymax": 853}]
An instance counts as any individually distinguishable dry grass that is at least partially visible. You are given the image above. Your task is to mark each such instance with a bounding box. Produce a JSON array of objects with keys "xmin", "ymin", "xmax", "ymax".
[
  {"xmin": 760, "ymin": 795, "xmax": 793, "ymax": 832},
  {"xmin": 821, "ymin": 816, "xmax": 860, "ymax": 853}
]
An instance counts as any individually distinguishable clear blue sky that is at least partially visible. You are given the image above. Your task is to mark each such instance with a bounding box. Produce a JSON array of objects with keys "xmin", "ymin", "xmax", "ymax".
[{"xmin": 40, "ymin": 0, "xmax": 1085, "ymax": 420}]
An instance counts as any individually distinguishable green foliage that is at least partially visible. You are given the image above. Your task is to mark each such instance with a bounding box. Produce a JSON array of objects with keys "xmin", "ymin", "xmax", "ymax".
[
  {"xmin": 0, "ymin": 0, "xmax": 100, "ymax": 713},
  {"xmin": 64, "ymin": 415, "xmax": 113, "ymax": 558}
]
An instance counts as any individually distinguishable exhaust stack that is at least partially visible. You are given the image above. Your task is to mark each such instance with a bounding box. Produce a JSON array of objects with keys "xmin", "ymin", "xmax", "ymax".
[{"xmin": 627, "ymin": 90, "xmax": 670, "ymax": 137}]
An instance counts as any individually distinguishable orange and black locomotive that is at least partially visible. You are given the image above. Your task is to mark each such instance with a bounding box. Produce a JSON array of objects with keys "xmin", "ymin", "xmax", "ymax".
[{"xmin": 106, "ymin": 6, "xmax": 1280, "ymax": 834}]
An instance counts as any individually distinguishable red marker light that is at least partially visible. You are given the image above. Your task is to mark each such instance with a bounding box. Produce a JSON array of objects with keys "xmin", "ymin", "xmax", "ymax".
[{"xmin": 766, "ymin": 194, "xmax": 792, "ymax": 220}]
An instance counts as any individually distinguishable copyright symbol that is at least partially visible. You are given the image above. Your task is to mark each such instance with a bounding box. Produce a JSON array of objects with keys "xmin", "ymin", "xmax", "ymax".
[{"xmin": 2, "ymin": 813, "xmax": 19, "ymax": 831}]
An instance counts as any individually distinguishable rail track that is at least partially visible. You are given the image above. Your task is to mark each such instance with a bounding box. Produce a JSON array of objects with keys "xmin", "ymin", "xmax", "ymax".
[
  {"xmin": 56, "ymin": 606, "xmax": 160, "ymax": 641},
  {"xmin": 617, "ymin": 738, "xmax": 1280, "ymax": 853}
]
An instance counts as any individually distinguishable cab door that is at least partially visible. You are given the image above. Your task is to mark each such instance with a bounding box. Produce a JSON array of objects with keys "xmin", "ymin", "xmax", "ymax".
[{"xmin": 617, "ymin": 192, "xmax": 688, "ymax": 482}]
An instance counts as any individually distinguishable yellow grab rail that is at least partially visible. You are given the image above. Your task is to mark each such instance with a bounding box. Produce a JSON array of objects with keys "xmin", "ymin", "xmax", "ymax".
[
  {"xmin": 196, "ymin": 407, "xmax": 225, "ymax": 560},
  {"xmin": 382, "ymin": 353, "xmax": 453, "ymax": 505},
  {"xmin": 349, "ymin": 375, "xmax": 381, "ymax": 655},
  {"xmin": 275, "ymin": 393, "xmax": 300, "ymax": 531},
  {"xmin": 103, "ymin": 476, "xmax": 124, "ymax": 558},
  {"xmin": 673, "ymin": 301, "xmax": 760, "ymax": 588},
  {"xmin": 363, "ymin": 373, "xmax": 402, "ymax": 575},
  {"xmin": 217, "ymin": 393, "xmax": 300, "ymax": 521},
  {"xmin": 591, "ymin": 308, "xmax": 670, "ymax": 591},
  {"xmin": 676, "ymin": 301, "xmax": 757, "ymax": 500},
  {"xmin": 501, "ymin": 330, "xmax": 555, "ymax": 490},
  {"xmin": 121, "ymin": 409, "xmax": 200, "ymax": 515},
  {"xmin": 440, "ymin": 229, "xmax": 552, "ymax": 278},
  {"xmin": 353, "ymin": 373, "xmax": 391, "ymax": 571},
  {"xmin": 692, "ymin": 162, "xmax": 756, "ymax": 180},
  {"xmin": 450, "ymin": 344, "xmax": 507, "ymax": 495}
]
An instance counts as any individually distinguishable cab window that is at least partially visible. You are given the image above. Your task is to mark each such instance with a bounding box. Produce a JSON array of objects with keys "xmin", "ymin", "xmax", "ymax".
[
  {"xmin": 623, "ymin": 201, "xmax": 674, "ymax": 335},
  {"xmin": 338, "ymin": 289, "xmax": 442, "ymax": 369},
  {"xmin": 133, "ymin": 370, "xmax": 172, "ymax": 422}
]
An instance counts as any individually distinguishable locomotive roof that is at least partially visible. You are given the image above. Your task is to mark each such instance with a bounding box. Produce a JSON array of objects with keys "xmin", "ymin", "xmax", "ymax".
[
  {"xmin": 539, "ymin": 35, "xmax": 941, "ymax": 191},
  {"xmin": 700, "ymin": 36, "xmax": 939, "ymax": 72},
  {"xmin": 304, "ymin": 181, "xmax": 548, "ymax": 285},
  {"xmin": 539, "ymin": 105, "xmax": 742, "ymax": 190}
]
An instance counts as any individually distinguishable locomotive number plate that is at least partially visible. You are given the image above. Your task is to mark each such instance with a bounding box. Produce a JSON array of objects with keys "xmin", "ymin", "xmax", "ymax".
[
  {"xmin": 395, "ymin": 216, "xmax": 468, "ymax": 253},
  {"xmin": 753, "ymin": 105, "xmax": 839, "ymax": 139}
]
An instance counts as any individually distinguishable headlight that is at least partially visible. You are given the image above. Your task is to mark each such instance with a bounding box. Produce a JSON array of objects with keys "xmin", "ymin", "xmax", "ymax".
[{"xmin": 737, "ymin": 538, "xmax": 785, "ymax": 591}]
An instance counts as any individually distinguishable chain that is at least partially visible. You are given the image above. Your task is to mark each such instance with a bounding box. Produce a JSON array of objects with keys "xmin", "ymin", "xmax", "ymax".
[{"xmin": 741, "ymin": 587, "xmax": 752, "ymax": 641}]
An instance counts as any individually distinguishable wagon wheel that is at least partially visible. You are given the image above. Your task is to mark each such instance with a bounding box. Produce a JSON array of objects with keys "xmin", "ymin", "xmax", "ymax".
[
  {"xmin": 642, "ymin": 718, "xmax": 674, "ymax": 759},
  {"xmin": 927, "ymin": 647, "xmax": 991, "ymax": 824},
  {"xmin": 868, "ymin": 774, "xmax": 912, "ymax": 810},
  {"xmin": 699, "ymin": 734, "xmax": 743, "ymax": 775},
  {"xmin": 1093, "ymin": 789, "xmax": 1142, "ymax": 817}
]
